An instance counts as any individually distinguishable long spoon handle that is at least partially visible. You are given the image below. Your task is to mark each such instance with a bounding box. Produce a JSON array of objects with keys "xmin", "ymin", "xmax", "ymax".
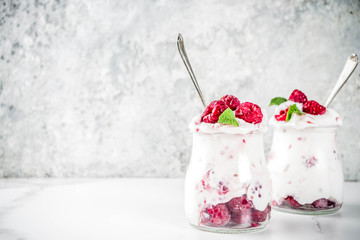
[
  {"xmin": 177, "ymin": 34, "xmax": 207, "ymax": 108},
  {"xmin": 325, "ymin": 54, "xmax": 358, "ymax": 108}
]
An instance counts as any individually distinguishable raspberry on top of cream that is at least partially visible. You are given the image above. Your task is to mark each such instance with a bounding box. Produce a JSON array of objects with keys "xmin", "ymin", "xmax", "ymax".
[
  {"xmin": 269, "ymin": 89, "xmax": 342, "ymax": 129},
  {"xmin": 189, "ymin": 95, "xmax": 268, "ymax": 134}
]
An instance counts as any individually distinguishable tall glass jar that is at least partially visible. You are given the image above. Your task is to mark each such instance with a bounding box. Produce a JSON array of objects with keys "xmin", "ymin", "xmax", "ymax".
[
  {"xmin": 268, "ymin": 126, "xmax": 343, "ymax": 215},
  {"xmin": 184, "ymin": 131, "xmax": 271, "ymax": 233}
]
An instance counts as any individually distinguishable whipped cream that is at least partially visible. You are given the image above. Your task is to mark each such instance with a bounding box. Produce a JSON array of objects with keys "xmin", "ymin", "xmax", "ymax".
[
  {"xmin": 269, "ymin": 101, "xmax": 342, "ymax": 129},
  {"xmin": 189, "ymin": 111, "xmax": 268, "ymax": 135}
]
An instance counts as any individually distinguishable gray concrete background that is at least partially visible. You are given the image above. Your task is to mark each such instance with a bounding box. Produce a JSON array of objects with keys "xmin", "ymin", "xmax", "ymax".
[{"xmin": 0, "ymin": 0, "xmax": 359, "ymax": 179}]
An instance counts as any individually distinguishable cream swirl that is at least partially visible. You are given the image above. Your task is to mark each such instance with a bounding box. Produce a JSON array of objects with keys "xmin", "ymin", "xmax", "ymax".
[
  {"xmin": 269, "ymin": 101, "xmax": 342, "ymax": 129},
  {"xmin": 189, "ymin": 110, "xmax": 268, "ymax": 134}
]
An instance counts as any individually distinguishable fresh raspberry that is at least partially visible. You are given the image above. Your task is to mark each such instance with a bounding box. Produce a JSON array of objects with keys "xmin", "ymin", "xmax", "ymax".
[
  {"xmin": 207, "ymin": 203, "xmax": 231, "ymax": 226},
  {"xmin": 312, "ymin": 198, "xmax": 328, "ymax": 208},
  {"xmin": 230, "ymin": 209, "xmax": 252, "ymax": 224},
  {"xmin": 275, "ymin": 107, "xmax": 289, "ymax": 121},
  {"xmin": 283, "ymin": 196, "xmax": 302, "ymax": 208},
  {"xmin": 235, "ymin": 102, "xmax": 263, "ymax": 124},
  {"xmin": 303, "ymin": 100, "xmax": 326, "ymax": 115},
  {"xmin": 227, "ymin": 195, "xmax": 253, "ymax": 214},
  {"xmin": 288, "ymin": 89, "xmax": 308, "ymax": 103},
  {"xmin": 251, "ymin": 222, "xmax": 259, "ymax": 227},
  {"xmin": 200, "ymin": 100, "xmax": 228, "ymax": 123},
  {"xmin": 312, "ymin": 198, "xmax": 336, "ymax": 208},
  {"xmin": 220, "ymin": 95, "xmax": 240, "ymax": 110},
  {"xmin": 252, "ymin": 205, "xmax": 271, "ymax": 223}
]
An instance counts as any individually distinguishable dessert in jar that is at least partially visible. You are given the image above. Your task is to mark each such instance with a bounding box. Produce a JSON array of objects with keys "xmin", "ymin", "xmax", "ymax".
[
  {"xmin": 185, "ymin": 95, "xmax": 271, "ymax": 233},
  {"xmin": 268, "ymin": 90, "xmax": 343, "ymax": 215}
]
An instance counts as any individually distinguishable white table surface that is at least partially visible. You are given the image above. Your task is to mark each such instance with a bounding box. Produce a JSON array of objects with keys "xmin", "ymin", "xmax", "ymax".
[{"xmin": 0, "ymin": 179, "xmax": 359, "ymax": 240}]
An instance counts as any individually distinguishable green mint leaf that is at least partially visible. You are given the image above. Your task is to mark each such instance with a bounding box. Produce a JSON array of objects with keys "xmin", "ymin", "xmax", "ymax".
[
  {"xmin": 269, "ymin": 97, "xmax": 287, "ymax": 106},
  {"xmin": 218, "ymin": 108, "xmax": 239, "ymax": 127},
  {"xmin": 286, "ymin": 104, "xmax": 305, "ymax": 122}
]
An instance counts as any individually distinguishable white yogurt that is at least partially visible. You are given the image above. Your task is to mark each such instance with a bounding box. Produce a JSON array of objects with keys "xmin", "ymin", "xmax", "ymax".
[{"xmin": 185, "ymin": 112, "xmax": 271, "ymax": 226}]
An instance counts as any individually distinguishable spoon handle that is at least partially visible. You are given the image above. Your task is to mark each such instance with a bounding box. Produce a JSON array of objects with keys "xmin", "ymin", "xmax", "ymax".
[
  {"xmin": 325, "ymin": 54, "xmax": 358, "ymax": 108},
  {"xmin": 177, "ymin": 34, "xmax": 207, "ymax": 108}
]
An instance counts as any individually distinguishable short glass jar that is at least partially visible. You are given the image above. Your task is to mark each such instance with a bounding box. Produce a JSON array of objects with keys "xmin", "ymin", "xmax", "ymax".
[
  {"xmin": 184, "ymin": 131, "xmax": 271, "ymax": 233},
  {"xmin": 268, "ymin": 126, "xmax": 343, "ymax": 215}
]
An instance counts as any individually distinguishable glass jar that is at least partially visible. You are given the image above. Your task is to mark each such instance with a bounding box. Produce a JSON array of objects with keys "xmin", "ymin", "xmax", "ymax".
[
  {"xmin": 184, "ymin": 132, "xmax": 271, "ymax": 233},
  {"xmin": 268, "ymin": 127, "xmax": 343, "ymax": 215}
]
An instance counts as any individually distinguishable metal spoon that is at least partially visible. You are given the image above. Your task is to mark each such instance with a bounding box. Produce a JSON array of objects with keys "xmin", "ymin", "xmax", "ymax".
[
  {"xmin": 325, "ymin": 54, "xmax": 358, "ymax": 108},
  {"xmin": 177, "ymin": 33, "xmax": 207, "ymax": 108}
]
